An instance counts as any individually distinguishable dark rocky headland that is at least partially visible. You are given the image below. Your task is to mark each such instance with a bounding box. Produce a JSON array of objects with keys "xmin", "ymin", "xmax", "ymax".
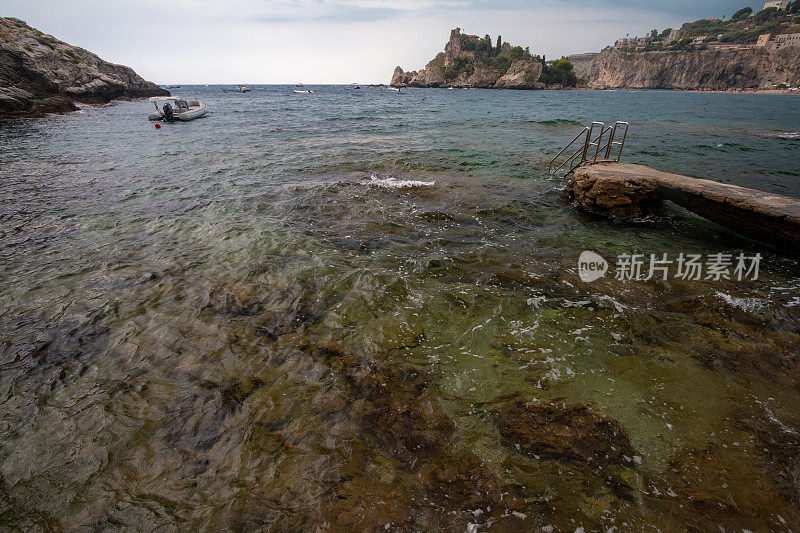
[
  {"xmin": 0, "ymin": 17, "xmax": 168, "ymax": 119},
  {"xmin": 391, "ymin": 28, "xmax": 576, "ymax": 90}
]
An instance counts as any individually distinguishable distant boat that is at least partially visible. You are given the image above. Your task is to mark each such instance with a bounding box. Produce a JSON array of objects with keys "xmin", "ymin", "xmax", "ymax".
[
  {"xmin": 223, "ymin": 85, "xmax": 251, "ymax": 93},
  {"xmin": 293, "ymin": 89, "xmax": 315, "ymax": 94},
  {"xmin": 388, "ymin": 87, "xmax": 402, "ymax": 92},
  {"xmin": 148, "ymin": 97, "xmax": 207, "ymax": 122},
  {"xmin": 166, "ymin": 85, "xmax": 181, "ymax": 89}
]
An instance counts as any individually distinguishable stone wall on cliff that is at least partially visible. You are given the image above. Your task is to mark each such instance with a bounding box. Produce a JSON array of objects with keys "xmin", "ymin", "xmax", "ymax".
[
  {"xmin": 0, "ymin": 17, "xmax": 169, "ymax": 119},
  {"xmin": 391, "ymin": 28, "xmax": 544, "ymax": 90},
  {"xmin": 578, "ymin": 46, "xmax": 800, "ymax": 90}
]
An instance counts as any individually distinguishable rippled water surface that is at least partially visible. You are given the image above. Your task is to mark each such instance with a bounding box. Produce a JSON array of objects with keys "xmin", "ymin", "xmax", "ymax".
[{"xmin": 1, "ymin": 86, "xmax": 800, "ymax": 531}]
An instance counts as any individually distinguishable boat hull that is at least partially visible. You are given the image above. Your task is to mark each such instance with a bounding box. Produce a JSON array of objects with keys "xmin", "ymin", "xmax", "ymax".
[{"xmin": 148, "ymin": 101, "xmax": 207, "ymax": 121}]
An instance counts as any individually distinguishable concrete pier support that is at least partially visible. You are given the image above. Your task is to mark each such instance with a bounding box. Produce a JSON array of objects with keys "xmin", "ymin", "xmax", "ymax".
[{"xmin": 567, "ymin": 163, "xmax": 800, "ymax": 248}]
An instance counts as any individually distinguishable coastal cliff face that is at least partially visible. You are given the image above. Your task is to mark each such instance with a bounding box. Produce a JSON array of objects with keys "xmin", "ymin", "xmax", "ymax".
[
  {"xmin": 391, "ymin": 28, "xmax": 544, "ymax": 89},
  {"xmin": 576, "ymin": 46, "xmax": 800, "ymax": 90},
  {"xmin": 0, "ymin": 17, "xmax": 169, "ymax": 119}
]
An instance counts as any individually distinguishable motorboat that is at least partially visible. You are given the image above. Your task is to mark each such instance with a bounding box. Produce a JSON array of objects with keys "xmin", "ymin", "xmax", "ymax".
[
  {"xmin": 388, "ymin": 87, "xmax": 402, "ymax": 92},
  {"xmin": 148, "ymin": 97, "xmax": 207, "ymax": 122},
  {"xmin": 293, "ymin": 89, "xmax": 315, "ymax": 94},
  {"xmin": 223, "ymin": 85, "xmax": 251, "ymax": 93}
]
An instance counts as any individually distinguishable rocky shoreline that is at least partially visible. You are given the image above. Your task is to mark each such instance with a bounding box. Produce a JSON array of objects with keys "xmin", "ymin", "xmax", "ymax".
[{"xmin": 0, "ymin": 17, "xmax": 168, "ymax": 120}]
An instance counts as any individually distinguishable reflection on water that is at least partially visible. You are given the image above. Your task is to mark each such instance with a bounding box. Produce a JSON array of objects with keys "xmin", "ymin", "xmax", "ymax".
[{"xmin": 0, "ymin": 87, "xmax": 799, "ymax": 530}]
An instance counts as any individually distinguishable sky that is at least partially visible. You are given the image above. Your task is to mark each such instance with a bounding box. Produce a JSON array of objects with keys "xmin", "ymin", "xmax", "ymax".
[{"xmin": 0, "ymin": 0, "xmax": 759, "ymax": 84}]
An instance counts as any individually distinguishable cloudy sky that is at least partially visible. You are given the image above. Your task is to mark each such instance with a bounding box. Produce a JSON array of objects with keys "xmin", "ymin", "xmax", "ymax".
[{"xmin": 1, "ymin": 0, "xmax": 754, "ymax": 83}]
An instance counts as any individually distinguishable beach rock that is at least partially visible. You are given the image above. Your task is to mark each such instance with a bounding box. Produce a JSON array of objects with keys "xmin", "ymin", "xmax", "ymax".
[
  {"xmin": 0, "ymin": 17, "xmax": 168, "ymax": 119},
  {"xmin": 577, "ymin": 46, "xmax": 800, "ymax": 90},
  {"xmin": 493, "ymin": 395, "xmax": 635, "ymax": 466},
  {"xmin": 494, "ymin": 60, "xmax": 545, "ymax": 89},
  {"xmin": 566, "ymin": 165, "xmax": 662, "ymax": 219}
]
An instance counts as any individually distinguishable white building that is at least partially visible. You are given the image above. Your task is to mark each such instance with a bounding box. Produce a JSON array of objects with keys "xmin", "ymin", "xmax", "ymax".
[
  {"xmin": 763, "ymin": 0, "xmax": 789, "ymax": 10},
  {"xmin": 665, "ymin": 29, "xmax": 682, "ymax": 43}
]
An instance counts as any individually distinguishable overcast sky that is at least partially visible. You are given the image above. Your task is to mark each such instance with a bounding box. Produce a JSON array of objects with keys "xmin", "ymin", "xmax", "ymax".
[{"xmin": 1, "ymin": 0, "xmax": 757, "ymax": 84}]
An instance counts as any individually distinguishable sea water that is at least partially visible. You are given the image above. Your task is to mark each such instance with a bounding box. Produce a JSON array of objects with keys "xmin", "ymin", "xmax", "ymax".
[{"xmin": 1, "ymin": 86, "xmax": 799, "ymax": 530}]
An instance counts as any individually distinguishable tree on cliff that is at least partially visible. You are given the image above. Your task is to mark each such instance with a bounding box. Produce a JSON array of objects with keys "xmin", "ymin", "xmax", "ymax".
[
  {"xmin": 496, "ymin": 35, "xmax": 502, "ymax": 53},
  {"xmin": 732, "ymin": 7, "xmax": 753, "ymax": 19},
  {"xmin": 540, "ymin": 58, "xmax": 577, "ymax": 87}
]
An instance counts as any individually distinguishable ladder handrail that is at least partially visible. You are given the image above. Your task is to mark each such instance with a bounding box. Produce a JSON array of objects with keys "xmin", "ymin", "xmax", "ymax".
[
  {"xmin": 548, "ymin": 127, "xmax": 589, "ymax": 175},
  {"xmin": 548, "ymin": 120, "xmax": 630, "ymax": 177}
]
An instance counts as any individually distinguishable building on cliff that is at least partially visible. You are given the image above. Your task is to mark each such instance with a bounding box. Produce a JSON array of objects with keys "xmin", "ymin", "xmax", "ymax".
[
  {"xmin": 665, "ymin": 29, "xmax": 682, "ymax": 43},
  {"xmin": 764, "ymin": 0, "xmax": 789, "ymax": 10},
  {"xmin": 758, "ymin": 33, "xmax": 775, "ymax": 46},
  {"xmin": 772, "ymin": 33, "xmax": 800, "ymax": 49}
]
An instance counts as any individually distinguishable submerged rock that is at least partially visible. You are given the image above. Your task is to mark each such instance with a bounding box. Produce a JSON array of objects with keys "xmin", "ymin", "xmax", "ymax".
[
  {"xmin": 0, "ymin": 17, "xmax": 168, "ymax": 119},
  {"xmin": 493, "ymin": 395, "xmax": 635, "ymax": 466}
]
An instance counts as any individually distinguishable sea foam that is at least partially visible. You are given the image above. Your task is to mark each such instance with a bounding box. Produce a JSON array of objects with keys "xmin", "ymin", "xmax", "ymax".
[{"xmin": 365, "ymin": 175, "xmax": 436, "ymax": 189}]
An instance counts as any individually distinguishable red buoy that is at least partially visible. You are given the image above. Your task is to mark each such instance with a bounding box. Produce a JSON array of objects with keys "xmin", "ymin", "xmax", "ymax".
[{"xmin": 155, "ymin": 123, "xmax": 161, "ymax": 129}]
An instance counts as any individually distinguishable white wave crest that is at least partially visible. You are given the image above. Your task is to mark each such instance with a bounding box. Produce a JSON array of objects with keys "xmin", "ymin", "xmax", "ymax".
[
  {"xmin": 365, "ymin": 175, "xmax": 435, "ymax": 189},
  {"xmin": 715, "ymin": 291, "xmax": 767, "ymax": 313}
]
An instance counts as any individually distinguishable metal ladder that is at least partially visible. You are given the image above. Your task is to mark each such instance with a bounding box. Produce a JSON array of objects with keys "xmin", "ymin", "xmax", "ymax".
[{"xmin": 548, "ymin": 121, "xmax": 629, "ymax": 178}]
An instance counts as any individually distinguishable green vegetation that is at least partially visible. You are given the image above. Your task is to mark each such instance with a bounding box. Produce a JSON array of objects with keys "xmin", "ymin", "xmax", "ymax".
[
  {"xmin": 616, "ymin": 5, "xmax": 800, "ymax": 51},
  {"xmin": 540, "ymin": 58, "xmax": 578, "ymax": 87},
  {"xmin": 33, "ymin": 33, "xmax": 59, "ymax": 49},
  {"xmin": 443, "ymin": 56, "xmax": 474, "ymax": 81}
]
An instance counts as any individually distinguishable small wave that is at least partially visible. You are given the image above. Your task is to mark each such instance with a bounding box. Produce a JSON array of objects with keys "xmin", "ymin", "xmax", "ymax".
[
  {"xmin": 715, "ymin": 291, "xmax": 766, "ymax": 313},
  {"xmin": 697, "ymin": 142, "xmax": 752, "ymax": 152},
  {"xmin": 365, "ymin": 175, "xmax": 435, "ymax": 189},
  {"xmin": 530, "ymin": 119, "xmax": 583, "ymax": 126}
]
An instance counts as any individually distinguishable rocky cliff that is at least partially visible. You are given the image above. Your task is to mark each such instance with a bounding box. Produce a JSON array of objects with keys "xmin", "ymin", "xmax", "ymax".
[
  {"xmin": 0, "ymin": 17, "xmax": 168, "ymax": 119},
  {"xmin": 391, "ymin": 28, "xmax": 544, "ymax": 89},
  {"xmin": 577, "ymin": 46, "xmax": 800, "ymax": 90}
]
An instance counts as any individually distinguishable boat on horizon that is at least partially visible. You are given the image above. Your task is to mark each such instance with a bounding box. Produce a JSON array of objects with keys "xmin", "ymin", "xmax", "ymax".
[
  {"xmin": 148, "ymin": 97, "xmax": 207, "ymax": 122},
  {"xmin": 223, "ymin": 85, "xmax": 251, "ymax": 93}
]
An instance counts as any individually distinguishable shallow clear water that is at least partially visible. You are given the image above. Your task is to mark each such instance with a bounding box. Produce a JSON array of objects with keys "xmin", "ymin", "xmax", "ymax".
[{"xmin": 1, "ymin": 86, "xmax": 799, "ymax": 531}]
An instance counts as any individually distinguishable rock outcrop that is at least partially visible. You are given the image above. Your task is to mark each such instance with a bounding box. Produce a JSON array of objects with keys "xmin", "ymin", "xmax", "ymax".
[
  {"xmin": 391, "ymin": 28, "xmax": 545, "ymax": 90},
  {"xmin": 577, "ymin": 46, "xmax": 800, "ymax": 90},
  {"xmin": 494, "ymin": 60, "xmax": 544, "ymax": 89},
  {"xmin": 0, "ymin": 17, "xmax": 169, "ymax": 119}
]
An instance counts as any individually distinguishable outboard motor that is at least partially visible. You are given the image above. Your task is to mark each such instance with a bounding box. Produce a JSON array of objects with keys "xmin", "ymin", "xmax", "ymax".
[{"xmin": 163, "ymin": 103, "xmax": 175, "ymax": 123}]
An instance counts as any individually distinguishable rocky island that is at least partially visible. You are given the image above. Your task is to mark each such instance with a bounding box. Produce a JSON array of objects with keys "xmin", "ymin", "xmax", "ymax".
[
  {"xmin": 391, "ymin": 28, "xmax": 576, "ymax": 90},
  {"xmin": 0, "ymin": 17, "xmax": 168, "ymax": 119}
]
